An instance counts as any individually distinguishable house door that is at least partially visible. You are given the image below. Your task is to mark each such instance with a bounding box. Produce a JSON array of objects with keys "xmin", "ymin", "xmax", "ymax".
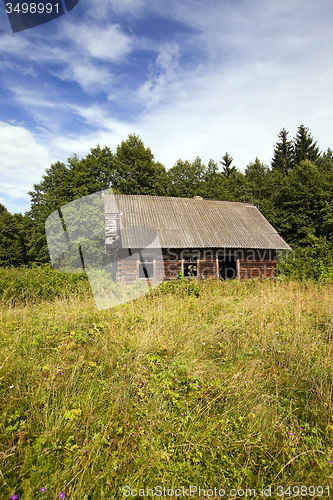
[{"xmin": 218, "ymin": 256, "xmax": 237, "ymax": 280}]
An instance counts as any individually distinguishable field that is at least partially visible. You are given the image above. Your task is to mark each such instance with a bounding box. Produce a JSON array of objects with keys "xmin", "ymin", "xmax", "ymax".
[{"xmin": 1, "ymin": 265, "xmax": 333, "ymax": 499}]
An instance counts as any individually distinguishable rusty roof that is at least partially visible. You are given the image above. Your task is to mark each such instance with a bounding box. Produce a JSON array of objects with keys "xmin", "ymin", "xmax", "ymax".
[{"xmin": 104, "ymin": 194, "xmax": 291, "ymax": 250}]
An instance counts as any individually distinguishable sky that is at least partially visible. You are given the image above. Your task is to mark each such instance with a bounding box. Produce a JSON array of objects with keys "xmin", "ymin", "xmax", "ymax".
[{"xmin": 1, "ymin": 0, "xmax": 333, "ymax": 215}]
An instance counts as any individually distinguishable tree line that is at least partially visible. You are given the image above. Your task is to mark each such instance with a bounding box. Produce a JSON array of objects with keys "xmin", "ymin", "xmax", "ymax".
[{"xmin": 1, "ymin": 124, "xmax": 333, "ymax": 268}]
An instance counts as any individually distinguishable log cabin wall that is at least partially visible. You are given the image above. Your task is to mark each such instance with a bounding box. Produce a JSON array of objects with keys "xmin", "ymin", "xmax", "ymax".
[
  {"xmin": 114, "ymin": 247, "xmax": 277, "ymax": 282},
  {"xmin": 237, "ymin": 249, "xmax": 277, "ymax": 280},
  {"xmin": 117, "ymin": 249, "xmax": 137, "ymax": 284}
]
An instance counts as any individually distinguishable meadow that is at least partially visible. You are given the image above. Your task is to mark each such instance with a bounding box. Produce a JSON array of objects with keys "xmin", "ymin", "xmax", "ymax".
[{"xmin": 1, "ymin": 265, "xmax": 333, "ymax": 499}]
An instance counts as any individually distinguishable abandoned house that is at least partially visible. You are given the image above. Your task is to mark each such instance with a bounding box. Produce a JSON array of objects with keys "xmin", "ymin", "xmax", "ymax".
[{"xmin": 104, "ymin": 194, "xmax": 291, "ymax": 283}]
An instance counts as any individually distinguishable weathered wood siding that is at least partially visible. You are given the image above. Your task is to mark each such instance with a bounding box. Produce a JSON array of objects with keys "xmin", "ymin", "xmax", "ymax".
[
  {"xmin": 113, "ymin": 247, "xmax": 277, "ymax": 282},
  {"xmin": 239, "ymin": 260, "xmax": 276, "ymax": 280}
]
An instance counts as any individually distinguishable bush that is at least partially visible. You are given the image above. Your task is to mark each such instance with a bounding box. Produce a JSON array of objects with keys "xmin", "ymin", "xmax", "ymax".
[
  {"xmin": 0, "ymin": 263, "xmax": 90, "ymax": 305},
  {"xmin": 277, "ymin": 234, "xmax": 333, "ymax": 282}
]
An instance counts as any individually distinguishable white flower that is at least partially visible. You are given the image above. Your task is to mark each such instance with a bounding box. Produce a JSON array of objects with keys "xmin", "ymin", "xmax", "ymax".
[
  {"xmin": 9, "ymin": 385, "xmax": 14, "ymax": 389},
  {"xmin": 202, "ymin": 342, "xmax": 206, "ymax": 346}
]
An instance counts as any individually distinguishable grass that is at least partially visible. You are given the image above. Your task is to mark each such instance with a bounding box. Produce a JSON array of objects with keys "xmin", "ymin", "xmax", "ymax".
[{"xmin": 1, "ymin": 265, "xmax": 333, "ymax": 499}]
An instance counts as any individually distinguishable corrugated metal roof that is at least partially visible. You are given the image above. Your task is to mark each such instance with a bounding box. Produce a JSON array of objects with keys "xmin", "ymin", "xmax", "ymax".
[{"xmin": 104, "ymin": 194, "xmax": 291, "ymax": 250}]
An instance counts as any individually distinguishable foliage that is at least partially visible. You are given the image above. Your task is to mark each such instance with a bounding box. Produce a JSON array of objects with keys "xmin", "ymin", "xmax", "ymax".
[
  {"xmin": 271, "ymin": 127, "xmax": 294, "ymax": 174},
  {"xmin": 278, "ymin": 234, "xmax": 333, "ymax": 282},
  {"xmin": 0, "ymin": 263, "xmax": 90, "ymax": 306},
  {"xmin": 3, "ymin": 124, "xmax": 333, "ymax": 273},
  {"xmin": 0, "ymin": 205, "xmax": 27, "ymax": 267}
]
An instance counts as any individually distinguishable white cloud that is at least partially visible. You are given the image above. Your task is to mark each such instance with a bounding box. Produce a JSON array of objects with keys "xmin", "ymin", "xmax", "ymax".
[
  {"xmin": 64, "ymin": 23, "xmax": 133, "ymax": 62},
  {"xmin": 0, "ymin": 121, "xmax": 53, "ymax": 203}
]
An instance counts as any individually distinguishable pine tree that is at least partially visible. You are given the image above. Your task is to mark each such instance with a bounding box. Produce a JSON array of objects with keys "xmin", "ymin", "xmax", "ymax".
[
  {"xmin": 271, "ymin": 128, "xmax": 294, "ymax": 174},
  {"xmin": 292, "ymin": 124, "xmax": 322, "ymax": 167}
]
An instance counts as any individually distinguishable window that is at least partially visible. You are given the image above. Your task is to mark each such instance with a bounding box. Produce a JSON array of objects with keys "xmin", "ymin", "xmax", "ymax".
[
  {"xmin": 138, "ymin": 256, "xmax": 154, "ymax": 279},
  {"xmin": 183, "ymin": 255, "xmax": 198, "ymax": 277}
]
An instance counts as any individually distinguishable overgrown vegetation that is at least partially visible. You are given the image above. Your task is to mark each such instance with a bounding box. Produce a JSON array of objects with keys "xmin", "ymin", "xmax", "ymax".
[
  {"xmin": 1, "ymin": 267, "xmax": 333, "ymax": 498},
  {"xmin": 2, "ymin": 125, "xmax": 333, "ymax": 269}
]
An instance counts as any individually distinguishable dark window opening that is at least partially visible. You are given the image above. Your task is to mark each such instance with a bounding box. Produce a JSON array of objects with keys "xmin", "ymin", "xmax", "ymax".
[
  {"xmin": 183, "ymin": 256, "xmax": 198, "ymax": 277},
  {"xmin": 218, "ymin": 257, "xmax": 237, "ymax": 280}
]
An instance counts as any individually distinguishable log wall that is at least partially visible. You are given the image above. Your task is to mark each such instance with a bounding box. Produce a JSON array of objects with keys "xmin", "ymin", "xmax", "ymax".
[{"xmin": 112, "ymin": 247, "xmax": 277, "ymax": 282}]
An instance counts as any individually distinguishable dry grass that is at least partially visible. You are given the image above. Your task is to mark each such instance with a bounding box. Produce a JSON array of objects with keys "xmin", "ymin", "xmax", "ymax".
[{"xmin": 1, "ymin": 272, "xmax": 333, "ymax": 499}]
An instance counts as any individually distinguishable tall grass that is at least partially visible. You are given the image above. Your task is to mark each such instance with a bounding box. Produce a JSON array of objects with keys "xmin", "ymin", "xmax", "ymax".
[{"xmin": 1, "ymin": 266, "xmax": 333, "ymax": 499}]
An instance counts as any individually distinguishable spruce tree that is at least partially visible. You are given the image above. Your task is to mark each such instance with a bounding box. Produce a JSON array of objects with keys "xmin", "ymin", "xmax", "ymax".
[
  {"xmin": 271, "ymin": 128, "xmax": 294, "ymax": 174},
  {"xmin": 220, "ymin": 152, "xmax": 237, "ymax": 178},
  {"xmin": 292, "ymin": 124, "xmax": 322, "ymax": 167}
]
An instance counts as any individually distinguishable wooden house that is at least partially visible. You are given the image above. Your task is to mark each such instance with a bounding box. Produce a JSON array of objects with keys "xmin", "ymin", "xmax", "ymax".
[{"xmin": 104, "ymin": 194, "xmax": 291, "ymax": 283}]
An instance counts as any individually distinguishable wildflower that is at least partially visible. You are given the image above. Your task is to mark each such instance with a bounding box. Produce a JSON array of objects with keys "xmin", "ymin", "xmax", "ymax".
[
  {"xmin": 150, "ymin": 374, "xmax": 152, "ymax": 377},
  {"xmin": 162, "ymin": 385, "xmax": 165, "ymax": 387},
  {"xmin": 275, "ymin": 332, "xmax": 279, "ymax": 334},
  {"xmin": 10, "ymin": 495, "xmax": 18, "ymax": 500},
  {"xmin": 196, "ymin": 385, "xmax": 201, "ymax": 388},
  {"xmin": 288, "ymin": 432, "xmax": 294, "ymax": 436},
  {"xmin": 329, "ymin": 461, "xmax": 333, "ymax": 465},
  {"xmin": 142, "ymin": 381, "xmax": 146, "ymax": 384},
  {"xmin": 9, "ymin": 385, "xmax": 14, "ymax": 389},
  {"xmin": 106, "ymin": 481, "xmax": 109, "ymax": 485},
  {"xmin": 245, "ymin": 381, "xmax": 248, "ymax": 383},
  {"xmin": 39, "ymin": 487, "xmax": 47, "ymax": 492},
  {"xmin": 175, "ymin": 379, "xmax": 178, "ymax": 381},
  {"xmin": 58, "ymin": 493, "xmax": 65, "ymax": 499},
  {"xmin": 202, "ymin": 342, "xmax": 205, "ymax": 345},
  {"xmin": 286, "ymin": 369, "xmax": 289, "ymax": 371},
  {"xmin": 298, "ymin": 427, "xmax": 302, "ymax": 430},
  {"xmin": 123, "ymin": 364, "xmax": 127, "ymax": 367},
  {"xmin": 180, "ymin": 413, "xmax": 184, "ymax": 416},
  {"xmin": 82, "ymin": 449, "xmax": 86, "ymax": 453}
]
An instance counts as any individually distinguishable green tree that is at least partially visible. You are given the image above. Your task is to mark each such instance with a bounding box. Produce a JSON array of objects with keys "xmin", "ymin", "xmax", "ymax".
[
  {"xmin": 244, "ymin": 157, "xmax": 269, "ymax": 202},
  {"xmin": 166, "ymin": 156, "xmax": 206, "ymax": 198},
  {"xmin": 112, "ymin": 134, "xmax": 168, "ymax": 196},
  {"xmin": 200, "ymin": 159, "xmax": 223, "ymax": 199},
  {"xmin": 0, "ymin": 204, "xmax": 27, "ymax": 267},
  {"xmin": 271, "ymin": 128, "xmax": 294, "ymax": 174},
  {"xmin": 272, "ymin": 160, "xmax": 333, "ymax": 246},
  {"xmin": 292, "ymin": 124, "xmax": 322, "ymax": 167},
  {"xmin": 220, "ymin": 152, "xmax": 237, "ymax": 178},
  {"xmin": 25, "ymin": 135, "xmax": 168, "ymax": 263}
]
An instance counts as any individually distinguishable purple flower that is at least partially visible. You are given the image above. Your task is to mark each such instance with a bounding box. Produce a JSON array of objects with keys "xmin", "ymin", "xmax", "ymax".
[
  {"xmin": 245, "ymin": 381, "xmax": 248, "ymax": 383},
  {"xmin": 175, "ymin": 379, "xmax": 178, "ymax": 381},
  {"xmin": 180, "ymin": 413, "xmax": 184, "ymax": 416},
  {"xmin": 329, "ymin": 461, "xmax": 333, "ymax": 465},
  {"xmin": 58, "ymin": 493, "xmax": 65, "ymax": 499},
  {"xmin": 82, "ymin": 449, "xmax": 86, "ymax": 453},
  {"xmin": 39, "ymin": 487, "xmax": 47, "ymax": 492},
  {"xmin": 196, "ymin": 385, "xmax": 201, "ymax": 388},
  {"xmin": 123, "ymin": 364, "xmax": 127, "ymax": 367},
  {"xmin": 10, "ymin": 496, "xmax": 18, "ymax": 500},
  {"xmin": 288, "ymin": 432, "xmax": 294, "ymax": 436},
  {"xmin": 142, "ymin": 381, "xmax": 146, "ymax": 384},
  {"xmin": 298, "ymin": 427, "xmax": 302, "ymax": 430}
]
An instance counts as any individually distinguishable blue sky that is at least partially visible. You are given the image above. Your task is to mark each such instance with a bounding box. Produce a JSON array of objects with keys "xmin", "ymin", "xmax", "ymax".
[{"xmin": 1, "ymin": 0, "xmax": 333, "ymax": 214}]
